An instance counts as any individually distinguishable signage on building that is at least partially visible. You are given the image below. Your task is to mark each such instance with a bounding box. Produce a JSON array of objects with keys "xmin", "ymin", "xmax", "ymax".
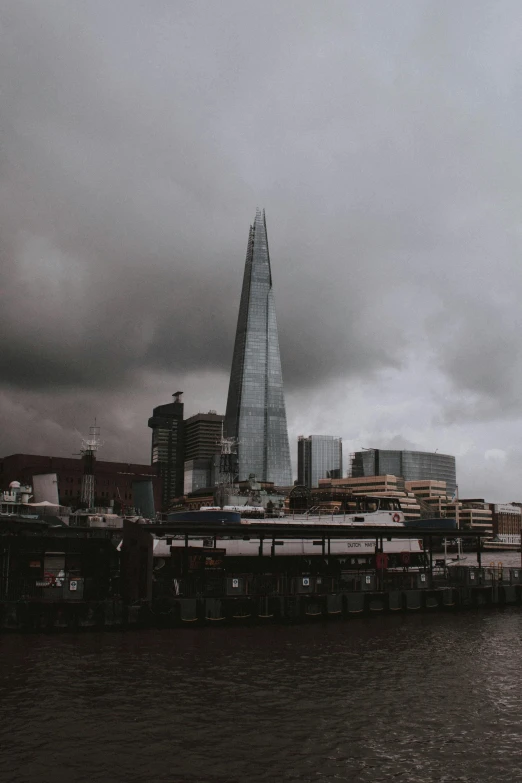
[{"xmin": 494, "ymin": 504, "xmax": 521, "ymax": 515}]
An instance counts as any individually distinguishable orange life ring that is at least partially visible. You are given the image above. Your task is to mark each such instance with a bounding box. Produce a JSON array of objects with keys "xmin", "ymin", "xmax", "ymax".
[
  {"xmin": 44, "ymin": 572, "xmax": 56, "ymax": 586},
  {"xmin": 392, "ymin": 513, "xmax": 401, "ymax": 523}
]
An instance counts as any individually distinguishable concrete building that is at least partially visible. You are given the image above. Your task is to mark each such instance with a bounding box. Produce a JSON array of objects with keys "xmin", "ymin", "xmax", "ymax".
[
  {"xmin": 317, "ymin": 474, "xmax": 421, "ymax": 520},
  {"xmin": 405, "ymin": 480, "xmax": 449, "ymax": 517},
  {"xmin": 351, "ymin": 449, "xmax": 456, "ymax": 497},
  {"xmin": 224, "ymin": 209, "xmax": 292, "ymax": 485},
  {"xmin": 182, "ymin": 411, "xmax": 224, "ymax": 495},
  {"xmin": 456, "ymin": 499, "xmax": 493, "ymax": 536},
  {"xmin": 297, "ymin": 435, "xmax": 342, "ymax": 488},
  {"xmin": 184, "ymin": 411, "xmax": 224, "ymax": 461},
  {"xmin": 405, "ymin": 480, "xmax": 448, "ymax": 499}
]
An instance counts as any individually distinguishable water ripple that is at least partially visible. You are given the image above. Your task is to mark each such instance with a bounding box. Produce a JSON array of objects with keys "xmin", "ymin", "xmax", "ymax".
[{"xmin": 1, "ymin": 612, "xmax": 522, "ymax": 782}]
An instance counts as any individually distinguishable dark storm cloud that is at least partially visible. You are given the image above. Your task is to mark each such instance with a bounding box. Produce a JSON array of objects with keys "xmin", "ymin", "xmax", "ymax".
[
  {"xmin": 2, "ymin": 0, "xmax": 522, "ymax": 477},
  {"xmin": 0, "ymin": 0, "xmax": 420, "ymax": 394}
]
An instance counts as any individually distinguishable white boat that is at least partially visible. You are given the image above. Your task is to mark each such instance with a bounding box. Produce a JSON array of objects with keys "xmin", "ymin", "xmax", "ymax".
[
  {"xmin": 163, "ymin": 496, "xmax": 423, "ymax": 560},
  {"xmin": 161, "ymin": 495, "xmax": 425, "ymax": 562},
  {"xmin": 165, "ymin": 534, "xmax": 422, "ymax": 558},
  {"xmin": 242, "ymin": 495, "xmax": 406, "ymax": 528}
]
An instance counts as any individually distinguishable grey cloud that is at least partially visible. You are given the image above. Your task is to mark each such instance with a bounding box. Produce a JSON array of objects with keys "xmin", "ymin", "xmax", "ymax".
[
  {"xmin": 2, "ymin": 1, "xmax": 522, "ymax": 495},
  {"xmin": 429, "ymin": 283, "xmax": 522, "ymax": 422}
]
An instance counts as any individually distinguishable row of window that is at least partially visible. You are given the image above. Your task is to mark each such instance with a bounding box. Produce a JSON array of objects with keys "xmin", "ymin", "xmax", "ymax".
[
  {"xmin": 60, "ymin": 488, "xmax": 133, "ymax": 500},
  {"xmin": 59, "ymin": 476, "xmax": 137, "ymax": 488}
]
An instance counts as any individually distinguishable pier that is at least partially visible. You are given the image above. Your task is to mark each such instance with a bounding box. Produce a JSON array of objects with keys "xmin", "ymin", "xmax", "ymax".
[{"xmin": 1, "ymin": 517, "xmax": 521, "ymax": 631}]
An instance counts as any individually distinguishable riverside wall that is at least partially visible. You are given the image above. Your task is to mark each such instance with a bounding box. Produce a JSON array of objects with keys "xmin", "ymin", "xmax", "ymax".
[{"xmin": 2, "ymin": 566, "xmax": 522, "ymax": 632}]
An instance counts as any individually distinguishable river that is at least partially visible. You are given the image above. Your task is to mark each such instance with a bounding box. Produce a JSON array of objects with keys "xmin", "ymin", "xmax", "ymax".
[{"xmin": 1, "ymin": 607, "xmax": 522, "ymax": 783}]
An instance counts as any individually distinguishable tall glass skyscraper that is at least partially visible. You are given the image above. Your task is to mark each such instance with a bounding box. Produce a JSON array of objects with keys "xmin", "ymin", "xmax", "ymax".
[
  {"xmin": 297, "ymin": 435, "xmax": 343, "ymax": 488},
  {"xmin": 225, "ymin": 209, "xmax": 292, "ymax": 486}
]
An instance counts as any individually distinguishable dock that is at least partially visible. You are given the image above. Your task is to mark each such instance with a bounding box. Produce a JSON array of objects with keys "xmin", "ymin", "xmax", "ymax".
[{"xmin": 1, "ymin": 517, "xmax": 522, "ymax": 631}]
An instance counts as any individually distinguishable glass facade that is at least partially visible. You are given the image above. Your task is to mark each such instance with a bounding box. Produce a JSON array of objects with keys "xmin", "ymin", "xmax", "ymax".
[
  {"xmin": 350, "ymin": 449, "xmax": 456, "ymax": 496},
  {"xmin": 148, "ymin": 396, "xmax": 185, "ymax": 509},
  {"xmin": 183, "ymin": 458, "xmax": 212, "ymax": 494},
  {"xmin": 298, "ymin": 435, "xmax": 343, "ymax": 488},
  {"xmin": 225, "ymin": 210, "xmax": 292, "ymax": 486}
]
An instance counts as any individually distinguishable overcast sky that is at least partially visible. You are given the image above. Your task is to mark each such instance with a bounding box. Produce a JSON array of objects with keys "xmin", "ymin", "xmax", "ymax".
[{"xmin": 2, "ymin": 1, "xmax": 522, "ymax": 500}]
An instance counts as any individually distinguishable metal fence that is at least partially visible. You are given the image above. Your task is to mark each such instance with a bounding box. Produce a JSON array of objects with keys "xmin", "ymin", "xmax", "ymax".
[{"xmin": 1, "ymin": 575, "xmax": 90, "ymax": 601}]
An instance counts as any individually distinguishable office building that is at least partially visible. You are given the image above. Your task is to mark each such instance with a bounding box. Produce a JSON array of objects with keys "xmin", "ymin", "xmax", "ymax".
[
  {"xmin": 404, "ymin": 480, "xmax": 450, "ymax": 517},
  {"xmin": 224, "ymin": 209, "xmax": 292, "ymax": 485},
  {"xmin": 148, "ymin": 392, "xmax": 184, "ymax": 510},
  {"xmin": 457, "ymin": 499, "xmax": 493, "ymax": 536},
  {"xmin": 184, "ymin": 411, "xmax": 224, "ymax": 461},
  {"xmin": 317, "ymin": 474, "xmax": 421, "ymax": 520},
  {"xmin": 350, "ymin": 449, "xmax": 456, "ymax": 497},
  {"xmin": 297, "ymin": 435, "xmax": 342, "ymax": 488},
  {"xmin": 182, "ymin": 412, "xmax": 224, "ymax": 495},
  {"xmin": 404, "ymin": 480, "xmax": 448, "ymax": 499},
  {"xmin": 148, "ymin": 398, "xmax": 226, "ymax": 505}
]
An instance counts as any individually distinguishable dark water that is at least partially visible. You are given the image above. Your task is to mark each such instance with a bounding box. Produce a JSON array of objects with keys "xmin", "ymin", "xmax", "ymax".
[{"xmin": 1, "ymin": 611, "xmax": 522, "ymax": 783}]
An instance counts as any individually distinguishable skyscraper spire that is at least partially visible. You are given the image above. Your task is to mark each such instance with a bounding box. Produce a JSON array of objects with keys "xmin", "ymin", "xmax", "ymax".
[{"xmin": 225, "ymin": 210, "xmax": 292, "ymax": 486}]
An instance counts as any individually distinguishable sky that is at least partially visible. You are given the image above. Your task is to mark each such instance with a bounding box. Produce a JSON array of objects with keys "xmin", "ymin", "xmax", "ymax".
[{"xmin": 2, "ymin": 1, "xmax": 522, "ymax": 501}]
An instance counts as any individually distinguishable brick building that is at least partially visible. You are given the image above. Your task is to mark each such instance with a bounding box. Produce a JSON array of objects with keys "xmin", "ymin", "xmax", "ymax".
[
  {"xmin": 490, "ymin": 503, "xmax": 522, "ymax": 543},
  {"xmin": 0, "ymin": 453, "xmax": 161, "ymax": 512}
]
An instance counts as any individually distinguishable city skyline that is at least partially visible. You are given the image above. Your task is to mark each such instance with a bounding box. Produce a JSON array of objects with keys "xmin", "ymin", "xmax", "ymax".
[{"xmin": 2, "ymin": 3, "xmax": 522, "ymax": 502}]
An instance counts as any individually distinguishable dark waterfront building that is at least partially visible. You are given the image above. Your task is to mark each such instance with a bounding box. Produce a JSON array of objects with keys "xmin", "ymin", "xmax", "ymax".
[
  {"xmin": 225, "ymin": 209, "xmax": 292, "ymax": 486},
  {"xmin": 297, "ymin": 435, "xmax": 343, "ymax": 488},
  {"xmin": 148, "ymin": 392, "xmax": 185, "ymax": 510},
  {"xmin": 149, "ymin": 402, "xmax": 225, "ymax": 505},
  {"xmin": 350, "ymin": 449, "xmax": 456, "ymax": 497},
  {"xmin": 0, "ymin": 453, "xmax": 160, "ymax": 510}
]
